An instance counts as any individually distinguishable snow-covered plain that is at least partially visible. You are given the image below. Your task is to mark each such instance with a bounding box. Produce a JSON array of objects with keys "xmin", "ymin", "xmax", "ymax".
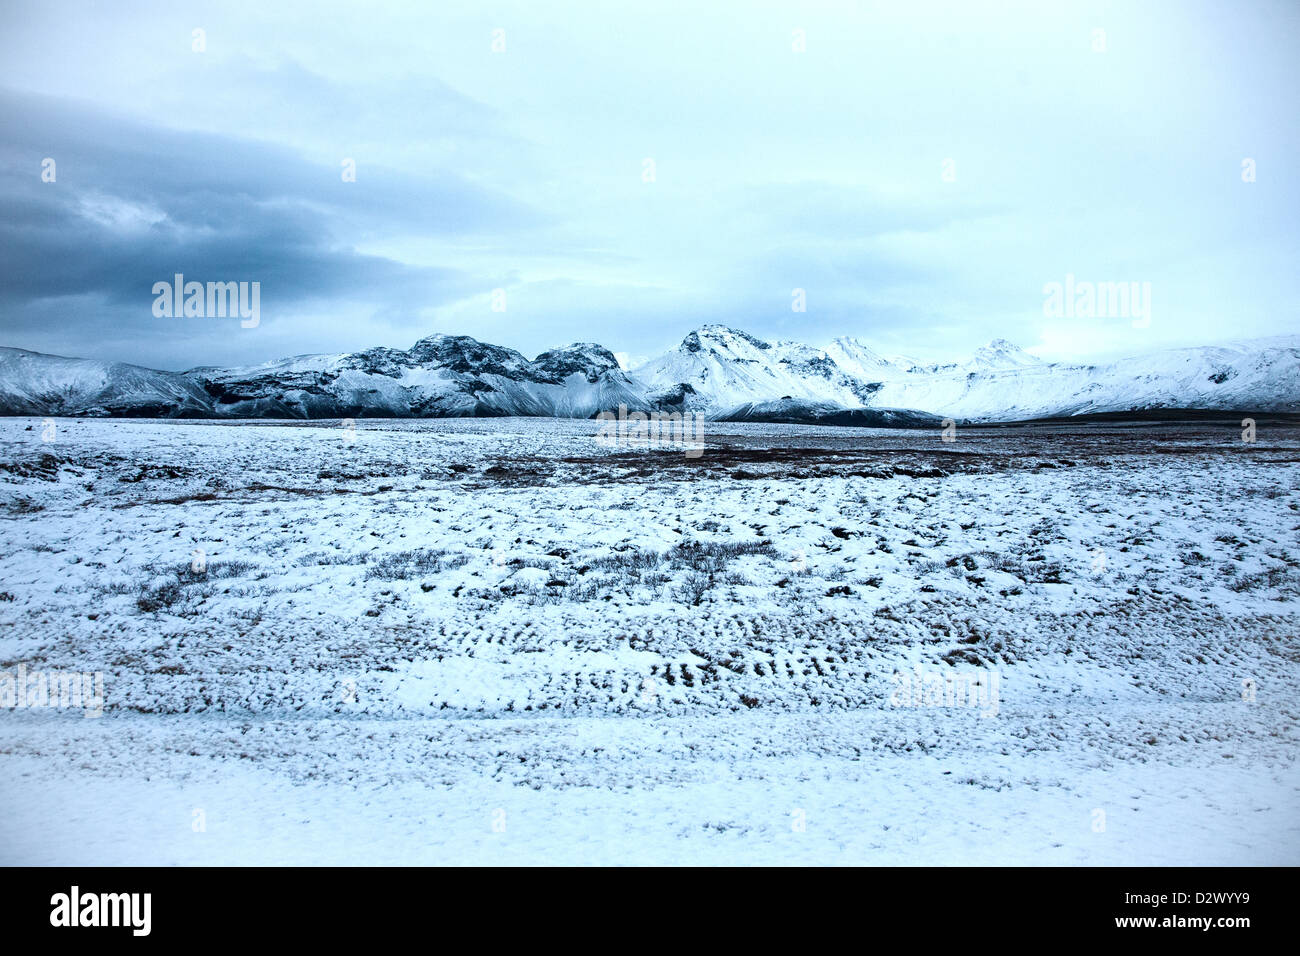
[{"xmin": 1, "ymin": 416, "xmax": 1298, "ymax": 864}]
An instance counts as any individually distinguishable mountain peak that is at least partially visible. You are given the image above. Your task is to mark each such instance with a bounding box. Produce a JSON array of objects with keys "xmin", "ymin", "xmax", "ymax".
[
  {"xmin": 531, "ymin": 343, "xmax": 622, "ymax": 383},
  {"xmin": 681, "ymin": 326, "xmax": 772, "ymax": 356},
  {"xmin": 971, "ymin": 338, "xmax": 1039, "ymax": 369},
  {"xmin": 406, "ymin": 333, "xmax": 533, "ymax": 377},
  {"xmin": 824, "ymin": 337, "xmax": 906, "ymax": 380}
]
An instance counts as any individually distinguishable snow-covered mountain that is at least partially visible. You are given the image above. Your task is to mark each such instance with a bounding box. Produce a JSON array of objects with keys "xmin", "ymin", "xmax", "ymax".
[
  {"xmin": 823, "ymin": 337, "xmax": 911, "ymax": 381},
  {"xmin": 0, "ymin": 347, "xmax": 212, "ymax": 417},
  {"xmin": 971, "ymin": 338, "xmax": 1042, "ymax": 371},
  {"xmin": 872, "ymin": 337, "xmax": 1300, "ymax": 421},
  {"xmin": 635, "ymin": 326, "xmax": 880, "ymax": 413},
  {"xmin": 187, "ymin": 335, "xmax": 649, "ymax": 419},
  {"xmin": 1, "ymin": 329, "xmax": 1297, "ymax": 424},
  {"xmin": 900, "ymin": 338, "xmax": 1042, "ymax": 376}
]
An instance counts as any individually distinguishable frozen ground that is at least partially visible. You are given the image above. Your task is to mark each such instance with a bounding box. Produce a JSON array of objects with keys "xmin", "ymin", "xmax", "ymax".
[{"xmin": 1, "ymin": 416, "xmax": 1298, "ymax": 864}]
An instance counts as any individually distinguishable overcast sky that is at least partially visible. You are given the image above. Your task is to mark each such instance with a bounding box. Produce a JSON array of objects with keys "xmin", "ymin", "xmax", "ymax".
[{"xmin": 1, "ymin": 0, "xmax": 1297, "ymax": 371}]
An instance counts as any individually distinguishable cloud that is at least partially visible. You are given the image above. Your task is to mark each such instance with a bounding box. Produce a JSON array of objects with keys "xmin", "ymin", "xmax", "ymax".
[
  {"xmin": 0, "ymin": 87, "xmax": 546, "ymax": 365},
  {"xmin": 1, "ymin": 0, "xmax": 1298, "ymax": 369}
]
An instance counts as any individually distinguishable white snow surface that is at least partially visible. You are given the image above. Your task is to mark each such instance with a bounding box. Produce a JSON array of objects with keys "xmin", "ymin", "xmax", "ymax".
[{"xmin": 1, "ymin": 416, "xmax": 1298, "ymax": 864}]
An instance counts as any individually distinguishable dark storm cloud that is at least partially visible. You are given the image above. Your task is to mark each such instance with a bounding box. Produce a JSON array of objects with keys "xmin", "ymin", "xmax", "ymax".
[{"xmin": 0, "ymin": 86, "xmax": 543, "ymax": 328}]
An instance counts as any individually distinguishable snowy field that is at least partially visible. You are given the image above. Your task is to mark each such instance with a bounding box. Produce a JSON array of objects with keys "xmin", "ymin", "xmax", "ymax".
[{"xmin": 1, "ymin": 416, "xmax": 1298, "ymax": 864}]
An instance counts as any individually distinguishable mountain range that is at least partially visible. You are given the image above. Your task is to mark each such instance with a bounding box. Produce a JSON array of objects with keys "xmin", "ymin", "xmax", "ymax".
[{"xmin": 1, "ymin": 325, "xmax": 1297, "ymax": 425}]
